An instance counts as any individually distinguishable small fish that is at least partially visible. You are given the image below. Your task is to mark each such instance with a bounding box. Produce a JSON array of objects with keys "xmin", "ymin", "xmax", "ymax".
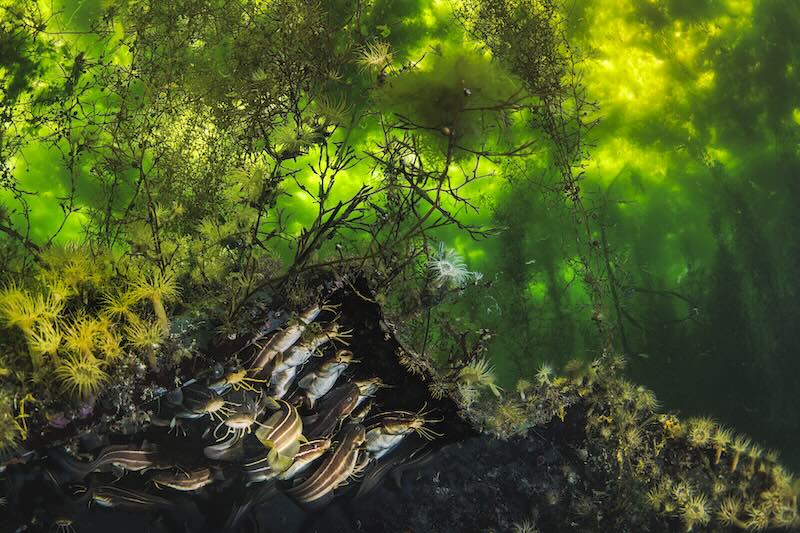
[
  {"xmin": 297, "ymin": 350, "xmax": 358, "ymax": 408},
  {"xmin": 254, "ymin": 399, "xmax": 304, "ymax": 472},
  {"xmin": 152, "ymin": 468, "xmax": 214, "ymax": 491},
  {"xmin": 268, "ymin": 365, "xmax": 297, "ymax": 399},
  {"xmin": 203, "ymin": 432, "xmax": 245, "ymax": 462},
  {"xmin": 273, "ymin": 323, "xmax": 347, "ymax": 373},
  {"xmin": 287, "ymin": 423, "xmax": 366, "ymax": 508},
  {"xmin": 50, "ymin": 444, "xmax": 172, "ymax": 480},
  {"xmin": 92, "ymin": 485, "xmax": 174, "ymax": 510},
  {"xmin": 304, "ymin": 383, "xmax": 360, "ymax": 440},
  {"xmin": 277, "ymin": 438, "xmax": 332, "ymax": 481},
  {"xmin": 353, "ymin": 377, "xmax": 388, "ymax": 408},
  {"xmin": 249, "ymin": 304, "xmax": 326, "ymax": 371}
]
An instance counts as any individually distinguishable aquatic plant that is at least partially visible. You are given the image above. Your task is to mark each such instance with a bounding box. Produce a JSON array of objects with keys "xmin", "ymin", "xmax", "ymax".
[{"xmin": 54, "ymin": 353, "xmax": 109, "ymax": 399}]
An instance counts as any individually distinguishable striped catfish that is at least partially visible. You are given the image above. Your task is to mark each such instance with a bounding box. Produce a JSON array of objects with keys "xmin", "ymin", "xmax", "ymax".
[{"xmin": 287, "ymin": 423, "xmax": 366, "ymax": 509}]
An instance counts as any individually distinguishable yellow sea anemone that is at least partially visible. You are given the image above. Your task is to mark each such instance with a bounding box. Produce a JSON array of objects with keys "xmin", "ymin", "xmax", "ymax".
[
  {"xmin": 62, "ymin": 314, "xmax": 101, "ymax": 357},
  {"xmin": 686, "ymin": 417, "xmax": 715, "ymax": 447},
  {"xmin": 428, "ymin": 380, "xmax": 451, "ymax": 400},
  {"xmin": 28, "ymin": 320, "xmax": 63, "ymax": 359},
  {"xmin": 510, "ymin": 519, "xmax": 538, "ymax": 533},
  {"xmin": 743, "ymin": 503, "xmax": 771, "ymax": 531},
  {"xmin": 128, "ymin": 269, "xmax": 180, "ymax": 335},
  {"xmin": 711, "ymin": 426, "xmax": 733, "ymax": 464},
  {"xmin": 535, "ymin": 362, "xmax": 553, "ymax": 385},
  {"xmin": 492, "ymin": 399, "xmax": 526, "ymax": 430},
  {"xmin": 730, "ymin": 435, "xmax": 751, "ymax": 472},
  {"xmin": 515, "ymin": 379, "xmax": 532, "ymax": 400},
  {"xmin": 680, "ymin": 493, "xmax": 710, "ymax": 531},
  {"xmin": 100, "ymin": 289, "xmax": 136, "ymax": 321},
  {"xmin": 125, "ymin": 315, "xmax": 164, "ymax": 369},
  {"xmin": 717, "ymin": 496, "xmax": 743, "ymax": 527},
  {"xmin": 458, "ymin": 357, "xmax": 502, "ymax": 397},
  {"xmin": 40, "ymin": 243, "xmax": 104, "ymax": 289},
  {"xmin": 0, "ymin": 397, "xmax": 22, "ymax": 456},
  {"xmin": 315, "ymin": 96, "xmax": 351, "ymax": 126},
  {"xmin": 634, "ymin": 386, "xmax": 660, "ymax": 412},
  {"xmin": 671, "ymin": 480, "xmax": 693, "ymax": 507},
  {"xmin": 0, "ymin": 286, "xmax": 64, "ymax": 367},
  {"xmin": 747, "ymin": 442, "xmax": 764, "ymax": 472},
  {"xmin": 54, "ymin": 353, "xmax": 108, "ymax": 399},
  {"xmin": 98, "ymin": 329, "xmax": 123, "ymax": 360}
]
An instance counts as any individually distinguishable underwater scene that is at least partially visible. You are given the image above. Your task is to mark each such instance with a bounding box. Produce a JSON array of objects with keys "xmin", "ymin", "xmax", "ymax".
[{"xmin": 1, "ymin": 0, "xmax": 799, "ymax": 531}]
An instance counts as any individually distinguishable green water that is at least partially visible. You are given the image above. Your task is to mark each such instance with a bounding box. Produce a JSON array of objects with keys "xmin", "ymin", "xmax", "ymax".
[{"xmin": 2, "ymin": 0, "xmax": 799, "ymax": 468}]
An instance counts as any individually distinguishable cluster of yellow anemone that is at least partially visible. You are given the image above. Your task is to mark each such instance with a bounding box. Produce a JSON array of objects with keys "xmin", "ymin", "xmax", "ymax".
[{"xmin": 0, "ymin": 245, "xmax": 181, "ymax": 403}]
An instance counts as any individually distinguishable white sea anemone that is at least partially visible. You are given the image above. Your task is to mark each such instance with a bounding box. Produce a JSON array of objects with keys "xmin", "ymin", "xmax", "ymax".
[
  {"xmin": 428, "ymin": 243, "xmax": 480, "ymax": 289},
  {"xmin": 356, "ymin": 41, "xmax": 393, "ymax": 73}
]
